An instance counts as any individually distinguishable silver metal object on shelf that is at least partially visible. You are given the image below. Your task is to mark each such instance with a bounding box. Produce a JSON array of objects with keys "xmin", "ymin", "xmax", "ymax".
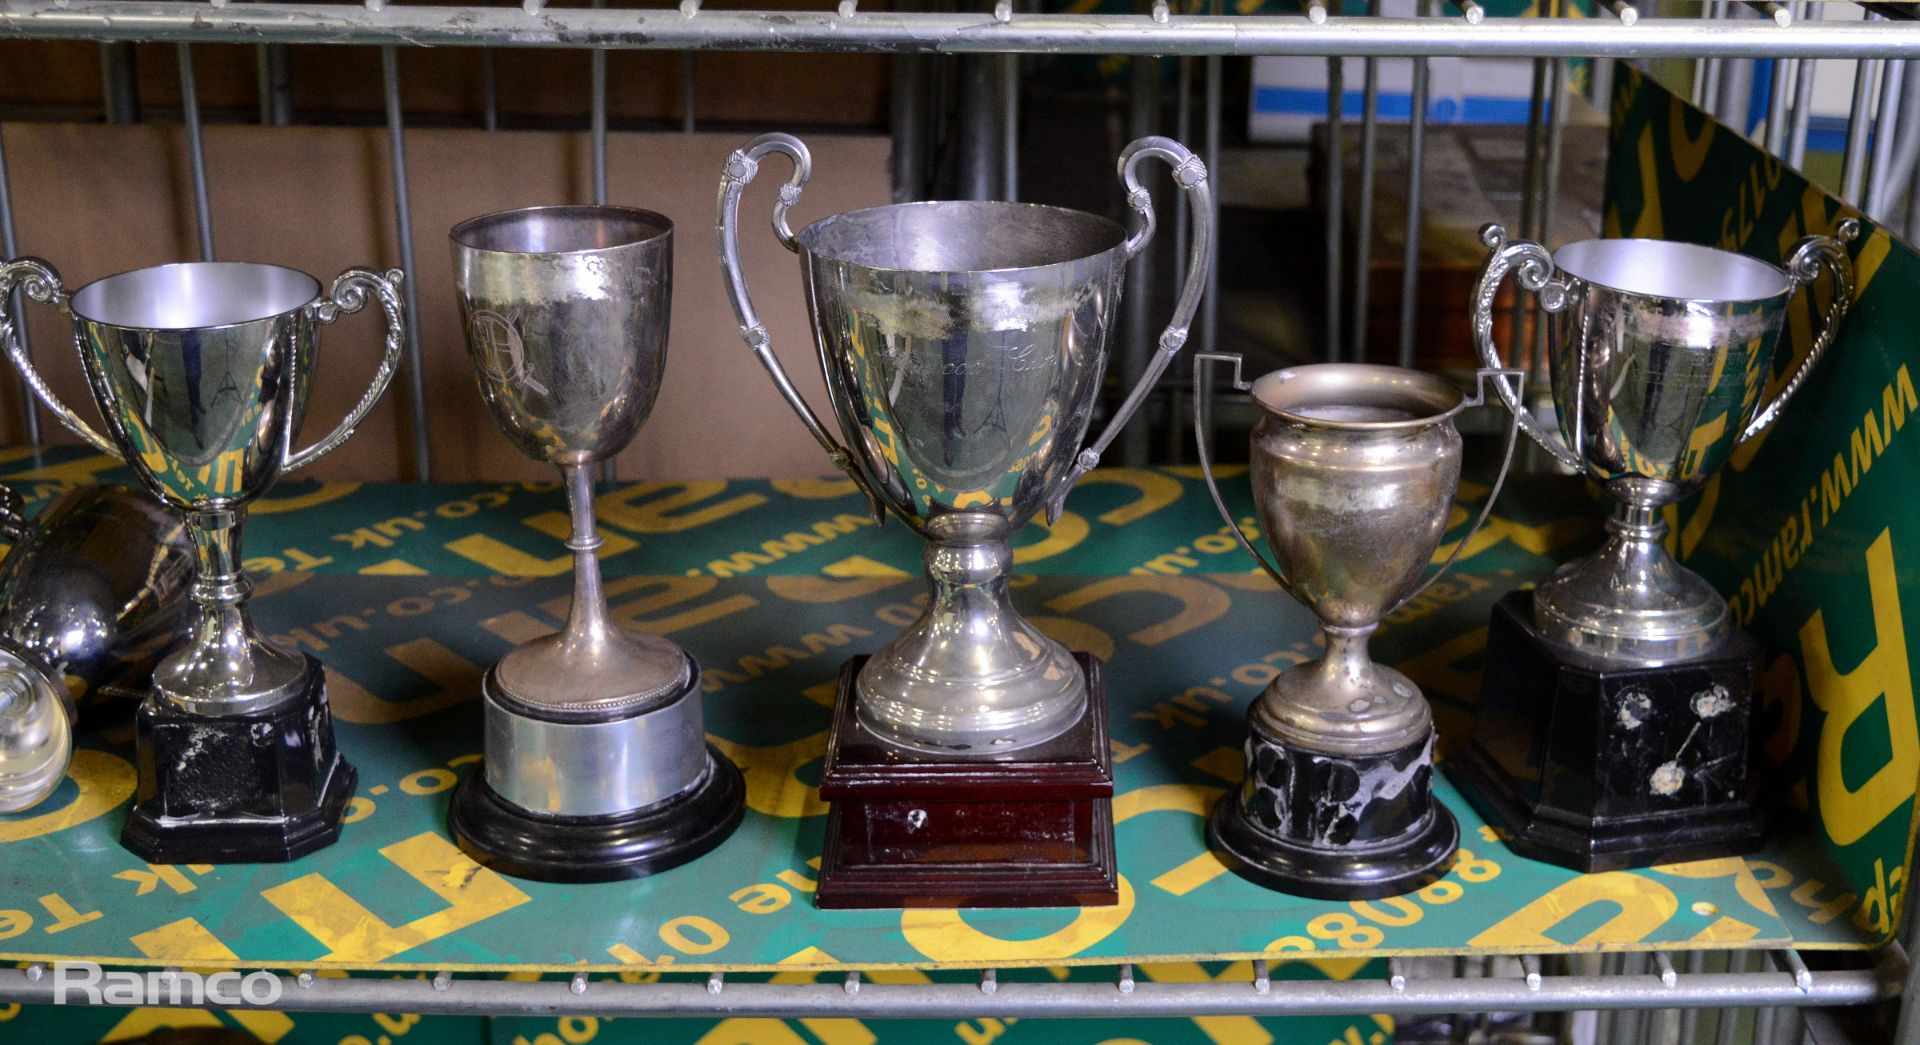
[
  {"xmin": 0, "ymin": 484, "xmax": 193, "ymax": 812},
  {"xmin": 1192, "ymin": 356, "xmax": 1520, "ymax": 898},
  {"xmin": 718, "ymin": 131, "xmax": 1212, "ymax": 753},
  {"xmin": 1472, "ymin": 221, "xmax": 1857, "ymax": 664}
]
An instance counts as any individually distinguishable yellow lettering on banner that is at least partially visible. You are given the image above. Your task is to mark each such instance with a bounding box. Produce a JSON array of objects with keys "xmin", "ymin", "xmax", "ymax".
[
  {"xmin": 823, "ymin": 555, "xmax": 912, "ymax": 579},
  {"xmin": 1624, "ymin": 125, "xmax": 1666, "ymax": 239},
  {"xmin": 765, "ymin": 575, "xmax": 913, "ymax": 604},
  {"xmin": 121, "ymin": 917, "xmax": 295, "ymax": 1042},
  {"xmin": 112, "ymin": 863, "xmax": 209, "ymax": 897},
  {"xmin": 329, "ymin": 639, "xmax": 482, "ymax": 724},
  {"xmin": 1073, "ymin": 469, "xmax": 1184, "ymax": 526},
  {"xmin": 360, "ymin": 559, "xmax": 428, "ymax": 576},
  {"xmin": 1667, "ymin": 93, "xmax": 1716, "ymax": 182},
  {"xmin": 770, "ymin": 477, "xmax": 858, "ymax": 500},
  {"xmin": 0, "ymin": 749, "xmax": 135, "ymax": 842},
  {"xmin": 707, "ymin": 732, "xmax": 829, "ymax": 818},
  {"xmin": 1801, "ymin": 530, "xmax": 1919, "ymax": 847},
  {"xmin": 1046, "ymin": 576, "xmax": 1230, "ymax": 647},
  {"xmin": 770, "ymin": 946, "xmax": 930, "ymax": 1045},
  {"xmin": 1651, "ymin": 858, "xmax": 1779, "ymax": 917},
  {"xmin": 1029, "ymin": 616, "xmax": 1116, "ymax": 662},
  {"xmin": 446, "ymin": 511, "xmax": 637, "ymax": 576},
  {"xmin": 261, "ymin": 832, "xmax": 530, "ymax": 961},
  {"xmin": 4, "ymin": 452, "xmax": 120, "ymax": 489},
  {"xmin": 483, "ymin": 610, "xmax": 552, "ymax": 646},
  {"xmin": 251, "ymin": 482, "xmax": 361, "ymax": 515},
  {"xmin": 1013, "ymin": 511, "xmax": 1089, "ymax": 564},
  {"xmin": 1468, "ymin": 872, "xmax": 1678, "ymax": 948},
  {"xmin": 37, "ymin": 892, "xmax": 99, "ymax": 932},
  {"xmin": 1110, "ymin": 783, "xmax": 1232, "ymax": 896},
  {"xmin": 1691, "ymin": 916, "xmax": 1763, "ymax": 943},
  {"xmin": 1136, "ymin": 961, "xmax": 1270, "ymax": 1045},
  {"xmin": 597, "ymin": 576, "xmax": 758, "ymax": 636},
  {"xmin": 598, "ymin": 481, "xmax": 768, "ymax": 533},
  {"xmin": 1394, "ymin": 629, "xmax": 1489, "ymax": 738},
  {"xmin": 900, "ymin": 876, "xmax": 1135, "ymax": 962},
  {"xmin": 691, "ymin": 1020, "xmax": 809, "ymax": 1045}
]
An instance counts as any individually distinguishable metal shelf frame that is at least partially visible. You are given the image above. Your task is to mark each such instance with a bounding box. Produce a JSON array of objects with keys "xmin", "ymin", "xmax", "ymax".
[{"xmin": 0, "ymin": 3, "xmax": 1917, "ymax": 1040}]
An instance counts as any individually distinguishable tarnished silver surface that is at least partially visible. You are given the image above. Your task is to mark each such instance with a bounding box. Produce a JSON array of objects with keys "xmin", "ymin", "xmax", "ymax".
[
  {"xmin": 450, "ymin": 205, "xmax": 692, "ymax": 721},
  {"xmin": 719, "ymin": 132, "xmax": 1214, "ymax": 752},
  {"xmin": 0, "ymin": 257, "xmax": 406, "ymax": 715},
  {"xmin": 1194, "ymin": 358, "xmax": 1520, "ymax": 756},
  {"xmin": 482, "ymin": 666, "xmax": 709, "ymax": 818},
  {"xmin": 1474, "ymin": 221, "xmax": 1857, "ymax": 664},
  {"xmin": 0, "ymin": 484, "xmax": 194, "ymax": 811}
]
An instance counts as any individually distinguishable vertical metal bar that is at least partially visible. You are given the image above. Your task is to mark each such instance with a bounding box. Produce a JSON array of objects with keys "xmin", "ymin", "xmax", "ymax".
[
  {"xmin": 0, "ymin": 126, "xmax": 41, "ymax": 446},
  {"xmin": 100, "ymin": 42, "xmax": 138, "ymax": 124},
  {"xmin": 382, "ymin": 46, "xmax": 431, "ymax": 482},
  {"xmin": 1348, "ymin": 3, "xmax": 1379, "ymax": 365},
  {"xmin": 682, "ymin": 53, "xmax": 697, "ymax": 135},
  {"xmin": 1511, "ymin": 56, "xmax": 1546, "ymax": 361},
  {"xmin": 1842, "ymin": 58, "xmax": 1880, "ymax": 207},
  {"xmin": 959, "ymin": 57, "xmax": 1002, "ymax": 202},
  {"xmin": 1765, "ymin": 51, "xmax": 1791, "ymax": 156},
  {"xmin": 891, "ymin": 54, "xmax": 926, "ymax": 203},
  {"xmin": 1395, "ymin": 4, "xmax": 1430, "ymax": 371},
  {"xmin": 1119, "ymin": 49, "xmax": 1161, "ymax": 468},
  {"xmin": 1174, "ymin": 57, "xmax": 1191, "ymax": 269},
  {"xmin": 1001, "ymin": 53, "xmax": 1019, "ymax": 203},
  {"xmin": 1200, "ymin": 0, "xmax": 1221, "ymax": 369},
  {"xmin": 1787, "ymin": 5, "xmax": 1816, "ymax": 169},
  {"xmin": 1677, "ymin": 951, "xmax": 1705, "ymax": 1044},
  {"xmin": 1698, "ymin": 0, "xmax": 1725, "ymax": 113},
  {"xmin": 257, "ymin": 43, "xmax": 292, "ymax": 126},
  {"xmin": 178, "ymin": 44, "xmax": 215, "ymax": 264},
  {"xmin": 1868, "ymin": 60, "xmax": 1907, "ymax": 219},
  {"xmin": 1533, "ymin": 55, "xmax": 1566, "ymax": 365},
  {"xmin": 481, "ymin": 48, "xmax": 500, "ymax": 131},
  {"xmin": 1324, "ymin": 57, "xmax": 1344, "ymax": 363}
]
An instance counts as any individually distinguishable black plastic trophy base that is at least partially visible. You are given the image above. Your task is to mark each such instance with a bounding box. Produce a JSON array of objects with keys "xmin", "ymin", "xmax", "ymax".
[
  {"xmin": 815, "ymin": 654, "xmax": 1119, "ymax": 910},
  {"xmin": 1449, "ymin": 591, "xmax": 1765, "ymax": 872},
  {"xmin": 122, "ymin": 653, "xmax": 357, "ymax": 864},
  {"xmin": 1209, "ymin": 718, "xmax": 1457, "ymax": 900},
  {"xmin": 448, "ymin": 746, "xmax": 745, "ymax": 884}
]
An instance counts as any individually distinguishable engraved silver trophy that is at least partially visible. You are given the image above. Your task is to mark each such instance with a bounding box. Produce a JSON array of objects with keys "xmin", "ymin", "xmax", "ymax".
[
  {"xmin": 0, "ymin": 484, "xmax": 193, "ymax": 812},
  {"xmin": 446, "ymin": 205, "xmax": 744, "ymax": 883},
  {"xmin": 0, "ymin": 257, "xmax": 403, "ymax": 862},
  {"xmin": 1451, "ymin": 222, "xmax": 1859, "ymax": 870},
  {"xmin": 1193, "ymin": 358, "xmax": 1521, "ymax": 898},
  {"xmin": 719, "ymin": 133, "xmax": 1212, "ymax": 908}
]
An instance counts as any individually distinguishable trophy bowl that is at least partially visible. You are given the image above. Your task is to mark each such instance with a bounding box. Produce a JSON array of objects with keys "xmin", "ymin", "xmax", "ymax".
[
  {"xmin": 720, "ymin": 133, "xmax": 1213, "ymax": 755},
  {"xmin": 0, "ymin": 256, "xmax": 404, "ymax": 862},
  {"xmin": 0, "ymin": 484, "xmax": 192, "ymax": 813},
  {"xmin": 446, "ymin": 204, "xmax": 745, "ymax": 884},
  {"xmin": 1193, "ymin": 357, "xmax": 1520, "ymax": 899}
]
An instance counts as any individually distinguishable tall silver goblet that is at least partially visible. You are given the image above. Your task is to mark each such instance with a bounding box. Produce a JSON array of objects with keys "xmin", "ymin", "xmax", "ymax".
[
  {"xmin": 446, "ymin": 205, "xmax": 744, "ymax": 883},
  {"xmin": 1452, "ymin": 222, "xmax": 1858, "ymax": 871},
  {"xmin": 1193, "ymin": 357, "xmax": 1520, "ymax": 898},
  {"xmin": 0, "ymin": 484, "xmax": 193, "ymax": 812},
  {"xmin": 0, "ymin": 257, "xmax": 403, "ymax": 862},
  {"xmin": 719, "ymin": 133, "xmax": 1214, "ymax": 755}
]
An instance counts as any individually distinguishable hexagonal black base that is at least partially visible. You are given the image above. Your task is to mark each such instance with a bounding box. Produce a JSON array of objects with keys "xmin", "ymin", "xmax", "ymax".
[
  {"xmin": 1448, "ymin": 591, "xmax": 1766, "ymax": 872},
  {"xmin": 448, "ymin": 746, "xmax": 745, "ymax": 884},
  {"xmin": 123, "ymin": 655, "xmax": 356, "ymax": 864},
  {"xmin": 1209, "ymin": 720, "xmax": 1457, "ymax": 900}
]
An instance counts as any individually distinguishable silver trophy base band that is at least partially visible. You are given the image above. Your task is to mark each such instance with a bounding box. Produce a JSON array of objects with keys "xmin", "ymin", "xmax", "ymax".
[{"xmin": 482, "ymin": 656, "xmax": 709, "ymax": 819}]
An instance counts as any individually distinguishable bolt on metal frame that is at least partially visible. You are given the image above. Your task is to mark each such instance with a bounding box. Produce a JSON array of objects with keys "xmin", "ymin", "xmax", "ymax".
[{"xmin": 0, "ymin": 3, "xmax": 1915, "ymax": 1036}]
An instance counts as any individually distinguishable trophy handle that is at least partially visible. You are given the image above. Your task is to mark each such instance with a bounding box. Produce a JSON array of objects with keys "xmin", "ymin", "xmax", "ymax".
[
  {"xmin": 0, "ymin": 258, "xmax": 118, "ymax": 459},
  {"xmin": 1046, "ymin": 135, "xmax": 1215, "ymax": 526},
  {"xmin": 1190, "ymin": 352, "xmax": 1294, "ymax": 596},
  {"xmin": 1739, "ymin": 218, "xmax": 1861, "ymax": 444},
  {"xmin": 286, "ymin": 267, "xmax": 406, "ymax": 473},
  {"xmin": 1471, "ymin": 223, "xmax": 1581, "ymax": 472},
  {"xmin": 717, "ymin": 133, "xmax": 886, "ymax": 523},
  {"xmin": 1386, "ymin": 367, "xmax": 1525, "ymax": 615}
]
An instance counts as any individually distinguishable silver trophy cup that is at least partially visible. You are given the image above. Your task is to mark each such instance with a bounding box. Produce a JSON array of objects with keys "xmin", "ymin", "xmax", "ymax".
[
  {"xmin": 1472, "ymin": 222, "xmax": 1858, "ymax": 663},
  {"xmin": 0, "ymin": 257, "xmax": 403, "ymax": 861},
  {"xmin": 719, "ymin": 133, "xmax": 1213, "ymax": 753},
  {"xmin": 1193, "ymin": 358, "xmax": 1521, "ymax": 898},
  {"xmin": 446, "ymin": 205, "xmax": 744, "ymax": 883},
  {"xmin": 0, "ymin": 484, "xmax": 193, "ymax": 812}
]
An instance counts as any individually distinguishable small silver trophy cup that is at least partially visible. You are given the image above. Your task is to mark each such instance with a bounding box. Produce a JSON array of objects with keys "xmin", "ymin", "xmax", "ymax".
[
  {"xmin": 720, "ymin": 133, "xmax": 1211, "ymax": 909},
  {"xmin": 446, "ymin": 206, "xmax": 745, "ymax": 883},
  {"xmin": 0, "ymin": 257, "xmax": 404, "ymax": 862},
  {"xmin": 1193, "ymin": 358, "xmax": 1520, "ymax": 899},
  {"xmin": 0, "ymin": 484, "xmax": 193, "ymax": 812},
  {"xmin": 1453, "ymin": 222, "xmax": 1858, "ymax": 871}
]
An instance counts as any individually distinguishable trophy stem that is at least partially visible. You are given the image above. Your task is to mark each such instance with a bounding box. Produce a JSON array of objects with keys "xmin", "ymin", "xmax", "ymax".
[
  {"xmin": 1532, "ymin": 494, "xmax": 1730, "ymax": 663},
  {"xmin": 557, "ymin": 462, "xmax": 614, "ymax": 649},
  {"xmin": 156, "ymin": 508, "xmax": 307, "ymax": 716}
]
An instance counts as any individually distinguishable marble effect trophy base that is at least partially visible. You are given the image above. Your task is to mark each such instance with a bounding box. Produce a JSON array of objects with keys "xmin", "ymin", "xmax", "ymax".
[
  {"xmin": 123, "ymin": 653, "xmax": 357, "ymax": 864},
  {"xmin": 1449, "ymin": 591, "xmax": 1765, "ymax": 872},
  {"xmin": 815, "ymin": 654, "xmax": 1119, "ymax": 910},
  {"xmin": 1210, "ymin": 715, "xmax": 1457, "ymax": 900},
  {"xmin": 448, "ymin": 667, "xmax": 746, "ymax": 884}
]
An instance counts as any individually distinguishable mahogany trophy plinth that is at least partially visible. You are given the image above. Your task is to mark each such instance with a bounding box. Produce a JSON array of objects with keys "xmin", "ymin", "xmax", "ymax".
[{"xmin": 815, "ymin": 654, "xmax": 1119, "ymax": 910}]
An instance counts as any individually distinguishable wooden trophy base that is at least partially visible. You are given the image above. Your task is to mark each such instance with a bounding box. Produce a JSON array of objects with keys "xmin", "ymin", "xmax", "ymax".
[{"xmin": 815, "ymin": 654, "xmax": 1119, "ymax": 910}]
